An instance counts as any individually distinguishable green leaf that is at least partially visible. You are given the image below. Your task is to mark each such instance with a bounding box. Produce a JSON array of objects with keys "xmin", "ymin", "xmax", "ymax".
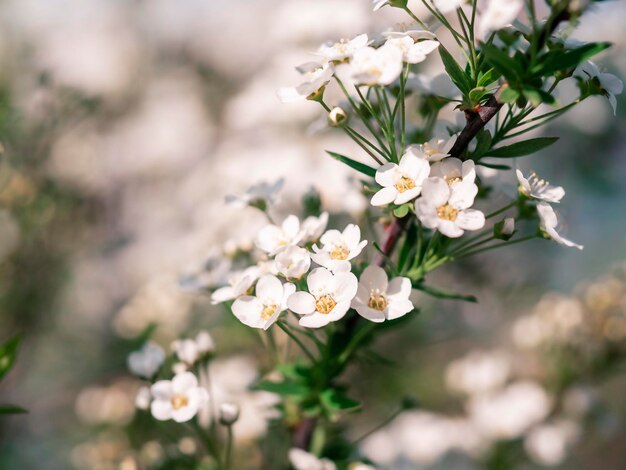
[
  {"xmin": 477, "ymin": 161, "xmax": 511, "ymax": 170},
  {"xmin": 393, "ymin": 204, "xmax": 411, "ymax": 218},
  {"xmin": 326, "ymin": 151, "xmax": 376, "ymax": 178},
  {"xmin": 533, "ymin": 42, "xmax": 611, "ymax": 76},
  {"xmin": 0, "ymin": 336, "xmax": 20, "ymax": 381},
  {"xmin": 320, "ymin": 389, "xmax": 361, "ymax": 412},
  {"xmin": 469, "ymin": 87, "xmax": 488, "ymax": 104},
  {"xmin": 477, "ymin": 68, "xmax": 499, "ymax": 87},
  {"xmin": 0, "ymin": 404, "xmax": 28, "ymax": 415},
  {"xmin": 255, "ymin": 380, "xmax": 309, "ymax": 396},
  {"xmin": 413, "ymin": 282, "xmax": 478, "ymax": 303},
  {"xmin": 439, "ymin": 46, "xmax": 472, "ymax": 95},
  {"xmin": 482, "ymin": 45, "xmax": 523, "ymax": 82},
  {"xmin": 522, "ymin": 86, "xmax": 556, "ymax": 107},
  {"xmin": 472, "ymin": 129, "xmax": 492, "ymax": 159},
  {"xmin": 499, "ymin": 87, "xmax": 520, "ymax": 104},
  {"xmin": 484, "ymin": 137, "xmax": 559, "ymax": 158}
]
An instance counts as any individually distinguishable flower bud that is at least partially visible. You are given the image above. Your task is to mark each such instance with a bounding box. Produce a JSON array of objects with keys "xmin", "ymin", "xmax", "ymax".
[
  {"xmin": 328, "ymin": 107, "xmax": 348, "ymax": 127},
  {"xmin": 502, "ymin": 217, "xmax": 515, "ymax": 235},
  {"xmin": 219, "ymin": 402, "xmax": 240, "ymax": 426}
]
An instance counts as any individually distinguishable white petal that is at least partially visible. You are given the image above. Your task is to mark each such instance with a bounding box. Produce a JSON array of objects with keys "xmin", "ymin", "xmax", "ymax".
[
  {"xmin": 282, "ymin": 215, "xmax": 301, "ymax": 239},
  {"xmin": 537, "ymin": 202, "xmax": 558, "ymax": 229},
  {"xmin": 288, "ymin": 291, "xmax": 316, "ymax": 314},
  {"xmin": 430, "ymin": 157, "xmax": 462, "ymax": 180},
  {"xmin": 342, "ymin": 224, "xmax": 362, "ymax": 248},
  {"xmin": 371, "ymin": 186, "xmax": 398, "ymax": 206},
  {"xmin": 375, "ymin": 163, "xmax": 399, "ymax": 186},
  {"xmin": 354, "ymin": 304, "xmax": 386, "ymax": 322},
  {"xmin": 255, "ymin": 274, "xmax": 283, "ymax": 303},
  {"xmin": 386, "ymin": 299, "xmax": 414, "ymax": 320},
  {"xmin": 411, "ymin": 40, "xmax": 440, "ymax": 56},
  {"xmin": 461, "ymin": 160, "xmax": 476, "ymax": 183},
  {"xmin": 456, "ymin": 209, "xmax": 486, "ymax": 231},
  {"xmin": 387, "ymin": 277, "xmax": 412, "ymax": 301},
  {"xmin": 299, "ymin": 312, "xmax": 331, "ymax": 328},
  {"xmin": 438, "ymin": 220, "xmax": 464, "ymax": 238},
  {"xmin": 210, "ymin": 286, "xmax": 235, "ymax": 304},
  {"xmin": 172, "ymin": 372, "xmax": 198, "ymax": 393},
  {"xmin": 232, "ymin": 296, "xmax": 266, "ymax": 329},
  {"xmin": 333, "ymin": 272, "xmax": 359, "ymax": 303},
  {"xmin": 276, "ymin": 87, "xmax": 302, "ymax": 103},
  {"xmin": 320, "ymin": 229, "xmax": 343, "ymax": 246},
  {"xmin": 172, "ymin": 403, "xmax": 199, "ymax": 423},
  {"xmin": 151, "ymin": 399, "xmax": 173, "ymax": 421},
  {"xmin": 600, "ymin": 73, "xmax": 623, "ymax": 95},
  {"xmin": 449, "ymin": 182, "xmax": 478, "ymax": 209},
  {"xmin": 151, "ymin": 381, "xmax": 173, "ymax": 400},
  {"xmin": 421, "ymin": 177, "xmax": 450, "ymax": 206},
  {"xmin": 307, "ymin": 267, "xmax": 334, "ymax": 294},
  {"xmin": 359, "ymin": 265, "xmax": 388, "ymax": 293},
  {"xmin": 394, "ymin": 186, "xmax": 421, "ymax": 205},
  {"xmin": 415, "ymin": 198, "xmax": 439, "ymax": 228}
]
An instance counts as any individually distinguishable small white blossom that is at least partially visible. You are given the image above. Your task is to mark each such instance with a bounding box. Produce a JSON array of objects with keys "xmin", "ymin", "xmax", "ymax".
[
  {"xmin": 383, "ymin": 33, "xmax": 439, "ymax": 64},
  {"xmin": 301, "ymin": 212, "xmax": 329, "ymax": 243},
  {"xmin": 371, "ymin": 149, "xmax": 430, "ymax": 206},
  {"xmin": 351, "ymin": 265, "xmax": 413, "ymax": 322},
  {"xmin": 256, "ymin": 215, "xmax": 302, "ymax": 255},
  {"xmin": 135, "ymin": 386, "xmax": 151, "ymax": 410},
  {"xmin": 277, "ymin": 63, "xmax": 334, "ymax": 103},
  {"xmin": 537, "ymin": 202, "xmax": 583, "ymax": 250},
  {"xmin": 171, "ymin": 331, "xmax": 215, "ymax": 365},
  {"xmin": 225, "ymin": 178, "xmax": 284, "ymax": 209},
  {"xmin": 287, "ymin": 267, "xmax": 358, "ymax": 328},
  {"xmin": 275, "ymin": 245, "xmax": 311, "ymax": 280},
  {"xmin": 311, "ymin": 224, "xmax": 368, "ymax": 272},
  {"xmin": 317, "ymin": 34, "xmax": 369, "ymax": 62},
  {"xmin": 524, "ymin": 420, "xmax": 580, "ymax": 466},
  {"xmin": 232, "ymin": 275, "xmax": 295, "ymax": 330},
  {"xmin": 430, "ymin": 158, "xmax": 476, "ymax": 187},
  {"xmin": 128, "ymin": 342, "xmax": 165, "ymax": 378},
  {"xmin": 351, "ymin": 44, "xmax": 404, "ymax": 86},
  {"xmin": 409, "ymin": 135, "xmax": 456, "ymax": 162},
  {"xmin": 445, "ymin": 350, "xmax": 511, "ymax": 396},
  {"xmin": 576, "ymin": 61, "xmax": 623, "ymax": 114},
  {"xmin": 211, "ymin": 266, "xmax": 259, "ymax": 304},
  {"xmin": 477, "ymin": 0, "xmax": 525, "ymax": 38},
  {"xmin": 433, "ymin": 0, "xmax": 464, "ymax": 13},
  {"xmin": 150, "ymin": 372, "xmax": 209, "ymax": 423},
  {"xmin": 516, "ymin": 170, "xmax": 565, "ymax": 203},
  {"xmin": 415, "ymin": 177, "xmax": 485, "ymax": 238},
  {"xmin": 289, "ymin": 448, "xmax": 336, "ymax": 470}
]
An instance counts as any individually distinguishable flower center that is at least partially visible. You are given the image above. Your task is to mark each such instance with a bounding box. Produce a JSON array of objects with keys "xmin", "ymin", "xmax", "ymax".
[
  {"xmin": 261, "ymin": 304, "xmax": 278, "ymax": 320},
  {"xmin": 395, "ymin": 176, "xmax": 416, "ymax": 193},
  {"xmin": 437, "ymin": 204, "xmax": 459, "ymax": 221},
  {"xmin": 447, "ymin": 176, "xmax": 462, "ymax": 185},
  {"xmin": 330, "ymin": 243, "xmax": 350, "ymax": 260},
  {"xmin": 171, "ymin": 394, "xmax": 189, "ymax": 410},
  {"xmin": 368, "ymin": 289, "xmax": 388, "ymax": 311},
  {"xmin": 315, "ymin": 294, "xmax": 337, "ymax": 314}
]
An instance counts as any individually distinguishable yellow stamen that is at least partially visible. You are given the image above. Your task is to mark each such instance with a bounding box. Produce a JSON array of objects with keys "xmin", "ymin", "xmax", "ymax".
[
  {"xmin": 395, "ymin": 176, "xmax": 416, "ymax": 193},
  {"xmin": 368, "ymin": 289, "xmax": 388, "ymax": 311},
  {"xmin": 261, "ymin": 304, "xmax": 278, "ymax": 320},
  {"xmin": 315, "ymin": 294, "xmax": 336, "ymax": 314},
  {"xmin": 447, "ymin": 176, "xmax": 462, "ymax": 185},
  {"xmin": 437, "ymin": 204, "xmax": 459, "ymax": 221},
  {"xmin": 171, "ymin": 395, "xmax": 189, "ymax": 410},
  {"xmin": 330, "ymin": 244, "xmax": 350, "ymax": 260}
]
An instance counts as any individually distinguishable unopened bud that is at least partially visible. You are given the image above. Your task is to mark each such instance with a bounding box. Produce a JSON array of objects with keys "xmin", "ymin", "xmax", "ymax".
[
  {"xmin": 219, "ymin": 403, "xmax": 240, "ymax": 426},
  {"xmin": 502, "ymin": 217, "xmax": 515, "ymax": 235},
  {"xmin": 328, "ymin": 107, "xmax": 348, "ymax": 127}
]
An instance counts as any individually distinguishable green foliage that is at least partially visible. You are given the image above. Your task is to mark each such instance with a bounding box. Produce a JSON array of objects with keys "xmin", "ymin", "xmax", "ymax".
[
  {"xmin": 0, "ymin": 336, "xmax": 20, "ymax": 381},
  {"xmin": 439, "ymin": 46, "xmax": 473, "ymax": 95},
  {"xmin": 484, "ymin": 137, "xmax": 559, "ymax": 158},
  {"xmin": 326, "ymin": 151, "xmax": 377, "ymax": 177}
]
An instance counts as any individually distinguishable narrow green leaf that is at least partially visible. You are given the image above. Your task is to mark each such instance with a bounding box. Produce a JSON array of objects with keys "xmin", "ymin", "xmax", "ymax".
[
  {"xmin": 477, "ymin": 161, "xmax": 511, "ymax": 170},
  {"xmin": 326, "ymin": 151, "xmax": 376, "ymax": 178},
  {"xmin": 413, "ymin": 283, "xmax": 478, "ymax": 303},
  {"xmin": 0, "ymin": 336, "xmax": 20, "ymax": 381},
  {"xmin": 533, "ymin": 42, "xmax": 611, "ymax": 76},
  {"xmin": 469, "ymin": 87, "xmax": 488, "ymax": 104},
  {"xmin": 477, "ymin": 68, "xmax": 499, "ymax": 87},
  {"xmin": 255, "ymin": 380, "xmax": 308, "ymax": 396},
  {"xmin": 484, "ymin": 137, "xmax": 559, "ymax": 158},
  {"xmin": 0, "ymin": 404, "xmax": 28, "ymax": 415},
  {"xmin": 482, "ymin": 45, "xmax": 523, "ymax": 82},
  {"xmin": 320, "ymin": 389, "xmax": 361, "ymax": 412},
  {"xmin": 439, "ymin": 46, "xmax": 472, "ymax": 95}
]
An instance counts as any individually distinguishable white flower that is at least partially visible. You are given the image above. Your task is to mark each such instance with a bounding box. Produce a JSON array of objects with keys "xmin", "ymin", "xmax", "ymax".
[
  {"xmin": 275, "ymin": 245, "xmax": 311, "ymax": 280},
  {"xmin": 317, "ymin": 34, "xmax": 369, "ymax": 62},
  {"xmin": 477, "ymin": 0, "xmax": 525, "ymax": 38},
  {"xmin": 287, "ymin": 267, "xmax": 358, "ymax": 328},
  {"xmin": 445, "ymin": 350, "xmax": 511, "ymax": 396},
  {"xmin": 289, "ymin": 448, "xmax": 336, "ymax": 470},
  {"xmin": 277, "ymin": 63, "xmax": 334, "ymax": 103},
  {"xmin": 256, "ymin": 215, "xmax": 302, "ymax": 255},
  {"xmin": 225, "ymin": 178, "xmax": 284, "ymax": 209},
  {"xmin": 301, "ymin": 212, "xmax": 329, "ymax": 243},
  {"xmin": 351, "ymin": 44, "xmax": 404, "ymax": 86},
  {"xmin": 311, "ymin": 225, "xmax": 368, "ymax": 272},
  {"xmin": 218, "ymin": 402, "xmax": 240, "ymax": 425},
  {"xmin": 524, "ymin": 420, "xmax": 580, "ymax": 467},
  {"xmin": 351, "ymin": 265, "xmax": 413, "ymax": 322},
  {"xmin": 127, "ymin": 342, "xmax": 165, "ymax": 378},
  {"xmin": 576, "ymin": 61, "xmax": 623, "ymax": 114},
  {"xmin": 430, "ymin": 158, "xmax": 476, "ymax": 187},
  {"xmin": 372, "ymin": 0, "xmax": 389, "ymax": 11},
  {"xmin": 516, "ymin": 170, "xmax": 564, "ymax": 203},
  {"xmin": 415, "ymin": 177, "xmax": 485, "ymax": 238},
  {"xmin": 231, "ymin": 275, "xmax": 295, "ymax": 330},
  {"xmin": 135, "ymin": 386, "xmax": 151, "ymax": 410},
  {"xmin": 408, "ymin": 135, "xmax": 456, "ymax": 162},
  {"xmin": 433, "ymin": 0, "xmax": 464, "ymax": 13},
  {"xmin": 371, "ymin": 149, "xmax": 430, "ymax": 206},
  {"xmin": 150, "ymin": 372, "xmax": 209, "ymax": 423},
  {"xmin": 537, "ymin": 202, "xmax": 583, "ymax": 250},
  {"xmin": 171, "ymin": 331, "xmax": 215, "ymax": 365},
  {"xmin": 211, "ymin": 266, "xmax": 259, "ymax": 304},
  {"xmin": 384, "ymin": 35, "xmax": 439, "ymax": 64},
  {"xmin": 407, "ymin": 72, "xmax": 459, "ymax": 99}
]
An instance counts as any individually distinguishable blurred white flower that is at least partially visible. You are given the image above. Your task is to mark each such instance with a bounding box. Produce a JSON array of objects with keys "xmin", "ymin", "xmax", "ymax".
[
  {"xmin": 256, "ymin": 215, "xmax": 303, "ymax": 255},
  {"xmin": 211, "ymin": 266, "xmax": 260, "ymax": 304},
  {"xmin": 371, "ymin": 149, "xmax": 431, "ymax": 206},
  {"xmin": 225, "ymin": 178, "xmax": 284, "ymax": 209},
  {"xmin": 127, "ymin": 342, "xmax": 165, "ymax": 378},
  {"xmin": 171, "ymin": 330, "xmax": 215, "ymax": 364},
  {"xmin": 415, "ymin": 177, "xmax": 485, "ymax": 238},
  {"xmin": 288, "ymin": 267, "xmax": 358, "ymax": 328},
  {"xmin": 275, "ymin": 245, "xmax": 312, "ymax": 280},
  {"xmin": 150, "ymin": 372, "xmax": 208, "ymax": 423},
  {"xmin": 477, "ymin": 0, "xmax": 525, "ymax": 38},
  {"xmin": 384, "ymin": 35, "xmax": 439, "ymax": 64},
  {"xmin": 468, "ymin": 381, "xmax": 552, "ymax": 440},
  {"xmin": 537, "ymin": 202, "xmax": 583, "ymax": 250},
  {"xmin": 231, "ymin": 275, "xmax": 295, "ymax": 330},
  {"xmin": 433, "ymin": 0, "xmax": 464, "ymax": 13},
  {"xmin": 445, "ymin": 350, "xmax": 511, "ymax": 396},
  {"xmin": 351, "ymin": 44, "xmax": 404, "ymax": 86},
  {"xmin": 575, "ymin": 61, "xmax": 623, "ymax": 114},
  {"xmin": 289, "ymin": 448, "xmax": 336, "ymax": 470},
  {"xmin": 409, "ymin": 135, "xmax": 456, "ymax": 162},
  {"xmin": 277, "ymin": 63, "xmax": 334, "ymax": 103},
  {"xmin": 301, "ymin": 212, "xmax": 330, "ymax": 243},
  {"xmin": 317, "ymin": 34, "xmax": 369, "ymax": 62},
  {"xmin": 311, "ymin": 224, "xmax": 368, "ymax": 272},
  {"xmin": 135, "ymin": 386, "xmax": 151, "ymax": 410},
  {"xmin": 516, "ymin": 170, "xmax": 565, "ymax": 203},
  {"xmin": 524, "ymin": 420, "xmax": 580, "ymax": 466},
  {"xmin": 352, "ymin": 265, "xmax": 413, "ymax": 322}
]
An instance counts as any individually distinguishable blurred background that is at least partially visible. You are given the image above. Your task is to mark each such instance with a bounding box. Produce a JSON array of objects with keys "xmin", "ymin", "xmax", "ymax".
[{"xmin": 0, "ymin": 0, "xmax": 624, "ymax": 469}]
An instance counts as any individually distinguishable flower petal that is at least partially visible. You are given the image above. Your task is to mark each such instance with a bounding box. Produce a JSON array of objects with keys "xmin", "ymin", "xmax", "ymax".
[
  {"xmin": 333, "ymin": 272, "xmax": 358, "ymax": 303},
  {"xmin": 456, "ymin": 209, "xmax": 486, "ymax": 231},
  {"xmin": 172, "ymin": 372, "xmax": 198, "ymax": 393},
  {"xmin": 359, "ymin": 265, "xmax": 388, "ymax": 293},
  {"xmin": 299, "ymin": 313, "xmax": 331, "ymax": 328},
  {"xmin": 232, "ymin": 296, "xmax": 266, "ymax": 329},
  {"xmin": 387, "ymin": 277, "xmax": 411, "ymax": 301},
  {"xmin": 375, "ymin": 162, "xmax": 399, "ymax": 186},
  {"xmin": 421, "ymin": 177, "xmax": 450, "ymax": 207},
  {"xmin": 371, "ymin": 186, "xmax": 398, "ymax": 206},
  {"xmin": 287, "ymin": 291, "xmax": 316, "ymax": 315},
  {"xmin": 255, "ymin": 274, "xmax": 283, "ymax": 303},
  {"xmin": 151, "ymin": 399, "xmax": 173, "ymax": 421},
  {"xmin": 386, "ymin": 299, "xmax": 414, "ymax": 320},
  {"xmin": 307, "ymin": 267, "xmax": 334, "ymax": 294}
]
